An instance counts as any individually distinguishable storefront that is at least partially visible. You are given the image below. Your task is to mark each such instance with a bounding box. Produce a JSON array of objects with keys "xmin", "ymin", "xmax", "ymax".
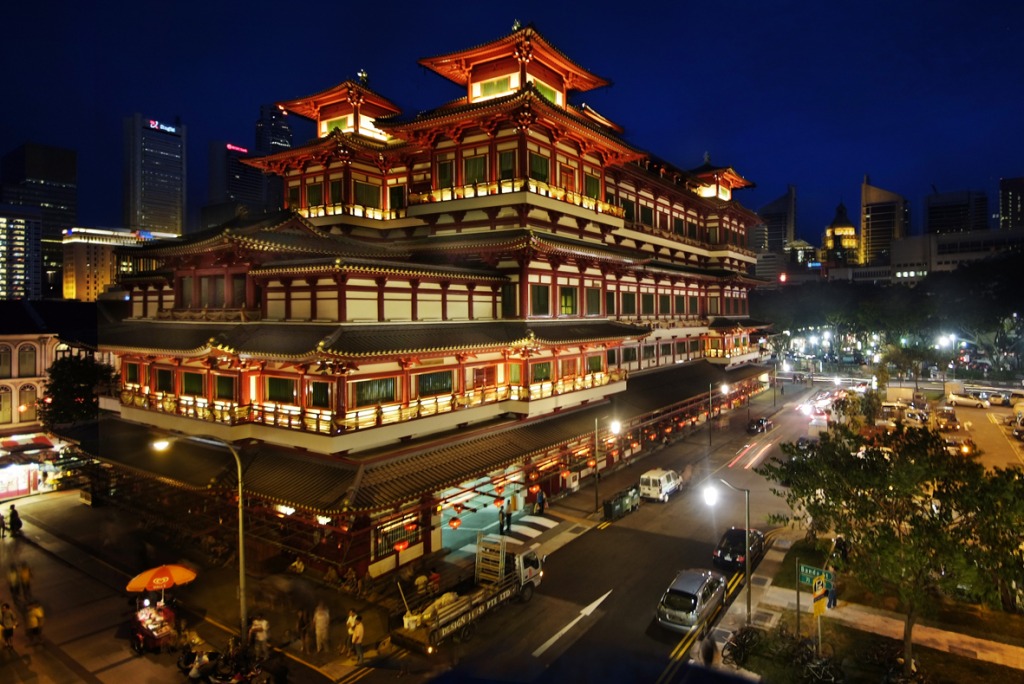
[{"xmin": 0, "ymin": 432, "xmax": 88, "ymax": 501}]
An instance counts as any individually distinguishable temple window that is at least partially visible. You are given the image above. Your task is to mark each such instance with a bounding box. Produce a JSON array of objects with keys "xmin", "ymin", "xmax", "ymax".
[
  {"xmin": 287, "ymin": 185, "xmax": 300, "ymax": 208},
  {"xmin": 560, "ymin": 359, "xmax": 576, "ymax": 379},
  {"xmin": 559, "ymin": 287, "xmax": 577, "ymax": 316},
  {"xmin": 688, "ymin": 221, "xmax": 699, "ymax": 240},
  {"xmin": 472, "ymin": 366, "xmax": 496, "ymax": 388},
  {"xmin": 17, "ymin": 344, "xmax": 36, "ymax": 377},
  {"xmin": 643, "ymin": 345, "xmax": 655, "ymax": 361},
  {"xmin": 320, "ymin": 115, "xmax": 351, "ymax": 137},
  {"xmin": 585, "ymin": 288, "xmax": 601, "ymax": 316},
  {"xmin": 620, "ymin": 198, "xmax": 635, "ymax": 223},
  {"xmin": 661, "ymin": 343, "xmax": 672, "ymax": 357},
  {"xmin": 641, "ymin": 294, "xmax": 655, "ymax": 316},
  {"xmin": 675, "ymin": 294, "xmax": 686, "ymax": 315},
  {"xmin": 498, "ymin": 151, "xmax": 516, "ymax": 180},
  {"xmin": 416, "ymin": 370, "xmax": 453, "ymax": 398},
  {"xmin": 231, "ymin": 275, "xmax": 246, "ymax": 308},
  {"xmin": 659, "ymin": 295, "xmax": 670, "ymax": 315},
  {"xmin": 584, "ymin": 174, "xmax": 600, "ymax": 200},
  {"xmin": 266, "ymin": 376, "xmax": 296, "ymax": 403},
  {"xmin": 530, "ymin": 285, "xmax": 550, "ymax": 316},
  {"xmin": 689, "ymin": 295, "xmax": 699, "ymax": 314},
  {"xmin": 531, "ymin": 362, "xmax": 552, "ymax": 383},
  {"xmin": 606, "ymin": 349, "xmax": 617, "ymax": 366},
  {"xmin": 604, "ymin": 291, "xmax": 616, "ymax": 315},
  {"xmin": 0, "ymin": 388, "xmax": 10, "ymax": 424},
  {"xmin": 472, "ymin": 74, "xmax": 517, "ymax": 102},
  {"xmin": 215, "ymin": 375, "xmax": 235, "ymax": 401},
  {"xmin": 354, "ymin": 377, "xmax": 396, "ymax": 407},
  {"xmin": 464, "ymin": 155, "xmax": 487, "ymax": 184},
  {"xmin": 307, "ymin": 380, "xmax": 331, "ymax": 409},
  {"xmin": 508, "ymin": 363, "xmax": 522, "ymax": 385},
  {"xmin": 622, "ymin": 347, "xmax": 638, "ymax": 363},
  {"xmin": 155, "ymin": 368, "xmax": 174, "ymax": 394},
  {"xmin": 621, "ymin": 293, "xmax": 637, "ymax": 316},
  {"xmin": 674, "ymin": 217, "xmax": 686, "ymax": 236},
  {"xmin": 708, "ymin": 297, "xmax": 720, "ymax": 315},
  {"xmin": 388, "ymin": 185, "xmax": 406, "ymax": 210},
  {"xmin": 528, "ymin": 77, "xmax": 561, "ymax": 105},
  {"xmin": 329, "ymin": 179, "xmax": 343, "ymax": 204},
  {"xmin": 199, "ymin": 276, "xmax": 224, "ymax": 308},
  {"xmin": 559, "ymin": 165, "xmax": 575, "ymax": 192},
  {"xmin": 586, "ymin": 355, "xmax": 602, "ymax": 373},
  {"xmin": 500, "ymin": 284, "xmax": 517, "ymax": 317},
  {"xmin": 640, "ymin": 205, "xmax": 653, "ymax": 227},
  {"xmin": 307, "ymin": 182, "xmax": 324, "ymax": 207},
  {"xmin": 437, "ymin": 160, "xmax": 454, "ymax": 189},
  {"xmin": 124, "ymin": 362, "xmax": 140, "ymax": 386},
  {"xmin": 354, "ymin": 181, "xmax": 381, "ymax": 209},
  {"xmin": 182, "ymin": 372, "xmax": 204, "ymax": 396},
  {"xmin": 528, "ymin": 153, "xmax": 549, "ymax": 184}
]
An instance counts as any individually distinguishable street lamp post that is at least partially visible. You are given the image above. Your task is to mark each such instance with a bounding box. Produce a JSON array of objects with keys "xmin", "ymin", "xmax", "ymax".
[
  {"xmin": 592, "ymin": 417, "xmax": 621, "ymax": 513},
  {"xmin": 703, "ymin": 479, "xmax": 751, "ymax": 625},
  {"xmin": 709, "ymin": 382, "xmax": 729, "ymax": 448},
  {"xmin": 153, "ymin": 436, "xmax": 247, "ymax": 636}
]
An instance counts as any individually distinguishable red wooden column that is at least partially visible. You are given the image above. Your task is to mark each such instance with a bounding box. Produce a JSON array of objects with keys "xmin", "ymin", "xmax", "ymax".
[
  {"xmin": 440, "ymin": 282, "xmax": 450, "ymax": 321},
  {"xmin": 410, "ymin": 280, "xmax": 420, "ymax": 321},
  {"xmin": 335, "ymin": 274, "xmax": 347, "ymax": 322},
  {"xmin": 376, "ymin": 277, "xmax": 387, "ymax": 322}
]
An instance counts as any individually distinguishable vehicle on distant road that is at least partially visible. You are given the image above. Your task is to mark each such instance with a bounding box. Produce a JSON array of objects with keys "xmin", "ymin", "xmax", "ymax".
[
  {"xmin": 655, "ymin": 568, "xmax": 726, "ymax": 635},
  {"xmin": 948, "ymin": 392, "xmax": 989, "ymax": 408},
  {"xmin": 747, "ymin": 417, "xmax": 774, "ymax": 434}
]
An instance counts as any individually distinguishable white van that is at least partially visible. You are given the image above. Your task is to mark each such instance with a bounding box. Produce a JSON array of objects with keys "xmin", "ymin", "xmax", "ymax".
[{"xmin": 640, "ymin": 468, "xmax": 681, "ymax": 502}]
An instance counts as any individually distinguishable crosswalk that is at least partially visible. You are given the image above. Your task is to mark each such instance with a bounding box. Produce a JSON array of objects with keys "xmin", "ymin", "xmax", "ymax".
[{"xmin": 456, "ymin": 513, "xmax": 559, "ymax": 555}]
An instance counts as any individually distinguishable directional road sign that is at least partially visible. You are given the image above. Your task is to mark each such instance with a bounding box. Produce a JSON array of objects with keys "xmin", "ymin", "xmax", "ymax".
[{"xmin": 799, "ymin": 563, "xmax": 835, "ymax": 590}]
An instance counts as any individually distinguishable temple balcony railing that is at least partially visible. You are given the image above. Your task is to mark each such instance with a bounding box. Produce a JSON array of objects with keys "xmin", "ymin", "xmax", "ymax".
[
  {"xmin": 296, "ymin": 203, "xmax": 406, "ymax": 221},
  {"xmin": 154, "ymin": 308, "xmax": 263, "ymax": 322},
  {"xmin": 118, "ymin": 368, "xmax": 625, "ymax": 436},
  {"xmin": 704, "ymin": 345, "xmax": 761, "ymax": 366},
  {"xmin": 408, "ymin": 177, "xmax": 624, "ymax": 219}
]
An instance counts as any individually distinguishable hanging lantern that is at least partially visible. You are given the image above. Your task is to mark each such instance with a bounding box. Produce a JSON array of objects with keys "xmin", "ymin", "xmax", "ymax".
[
  {"xmin": 404, "ymin": 522, "xmax": 418, "ymax": 532},
  {"xmin": 587, "ymin": 457, "xmax": 597, "ymax": 468},
  {"xmin": 394, "ymin": 540, "xmax": 410, "ymax": 553},
  {"xmin": 529, "ymin": 484, "xmax": 541, "ymax": 494},
  {"xmin": 528, "ymin": 470, "xmax": 540, "ymax": 481},
  {"xmin": 494, "ymin": 497, "xmax": 505, "ymax": 508},
  {"xmin": 454, "ymin": 503, "xmax": 464, "ymax": 513},
  {"xmin": 560, "ymin": 468, "xmax": 571, "ymax": 479},
  {"xmin": 494, "ymin": 484, "xmax": 505, "ymax": 495},
  {"xmin": 449, "ymin": 517, "xmax": 462, "ymax": 530}
]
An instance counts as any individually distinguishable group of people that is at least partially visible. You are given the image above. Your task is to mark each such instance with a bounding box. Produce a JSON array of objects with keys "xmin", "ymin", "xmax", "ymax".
[
  {"xmin": 0, "ymin": 504, "xmax": 23, "ymax": 539},
  {"xmin": 292, "ymin": 604, "xmax": 365, "ymax": 664}
]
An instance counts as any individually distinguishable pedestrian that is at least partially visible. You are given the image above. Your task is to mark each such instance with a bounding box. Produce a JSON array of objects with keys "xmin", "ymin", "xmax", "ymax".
[
  {"xmin": 8, "ymin": 505, "xmax": 22, "ymax": 538},
  {"xmin": 700, "ymin": 632, "xmax": 717, "ymax": 666},
  {"xmin": 498, "ymin": 506, "xmax": 506, "ymax": 535},
  {"xmin": 0, "ymin": 509, "xmax": 6, "ymax": 538},
  {"xmin": 18, "ymin": 562, "xmax": 32, "ymax": 601},
  {"xmin": 248, "ymin": 612, "xmax": 270, "ymax": 661},
  {"xmin": 344, "ymin": 608, "xmax": 357, "ymax": 655},
  {"xmin": 536, "ymin": 489, "xmax": 546, "ymax": 515},
  {"xmin": 1, "ymin": 602, "xmax": 16, "ymax": 650},
  {"xmin": 827, "ymin": 582, "xmax": 838, "ymax": 609},
  {"xmin": 7, "ymin": 564, "xmax": 20, "ymax": 601},
  {"xmin": 313, "ymin": 601, "xmax": 330, "ymax": 654},
  {"xmin": 351, "ymin": 614, "xmax": 364, "ymax": 665},
  {"xmin": 295, "ymin": 609, "xmax": 310, "ymax": 654},
  {"xmin": 25, "ymin": 601, "xmax": 44, "ymax": 645},
  {"xmin": 504, "ymin": 501, "xmax": 512, "ymax": 531},
  {"xmin": 780, "ymin": 384, "xmax": 784, "ymax": 396}
]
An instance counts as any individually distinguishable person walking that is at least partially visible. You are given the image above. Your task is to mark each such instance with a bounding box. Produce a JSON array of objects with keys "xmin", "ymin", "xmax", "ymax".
[
  {"xmin": 313, "ymin": 601, "xmax": 330, "ymax": 654},
  {"xmin": 343, "ymin": 608, "xmax": 357, "ymax": 656},
  {"xmin": 498, "ymin": 506, "xmax": 506, "ymax": 535},
  {"xmin": 8, "ymin": 505, "xmax": 22, "ymax": 538},
  {"xmin": 18, "ymin": 562, "xmax": 32, "ymax": 601},
  {"xmin": 827, "ymin": 581, "xmax": 838, "ymax": 609},
  {"xmin": 350, "ymin": 614, "xmax": 365, "ymax": 665},
  {"xmin": 295, "ymin": 609, "xmax": 310, "ymax": 654},
  {"xmin": 1, "ymin": 602, "xmax": 17, "ymax": 650},
  {"xmin": 25, "ymin": 601, "xmax": 44, "ymax": 646},
  {"xmin": 0, "ymin": 510, "xmax": 6, "ymax": 538},
  {"xmin": 6, "ymin": 564, "xmax": 20, "ymax": 601},
  {"xmin": 536, "ymin": 489, "xmax": 546, "ymax": 515},
  {"xmin": 504, "ymin": 501, "xmax": 512, "ymax": 532}
]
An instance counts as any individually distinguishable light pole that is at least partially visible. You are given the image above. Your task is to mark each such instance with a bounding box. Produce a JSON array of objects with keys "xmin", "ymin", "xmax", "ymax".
[
  {"xmin": 591, "ymin": 417, "xmax": 621, "ymax": 513},
  {"xmin": 709, "ymin": 382, "xmax": 729, "ymax": 447},
  {"xmin": 703, "ymin": 479, "xmax": 751, "ymax": 625},
  {"xmin": 153, "ymin": 436, "xmax": 247, "ymax": 636}
]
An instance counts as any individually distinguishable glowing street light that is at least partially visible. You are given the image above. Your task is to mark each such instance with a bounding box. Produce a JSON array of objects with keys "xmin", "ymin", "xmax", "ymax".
[
  {"xmin": 709, "ymin": 382, "xmax": 729, "ymax": 447},
  {"xmin": 704, "ymin": 478, "xmax": 752, "ymax": 624},
  {"xmin": 593, "ymin": 417, "xmax": 621, "ymax": 513}
]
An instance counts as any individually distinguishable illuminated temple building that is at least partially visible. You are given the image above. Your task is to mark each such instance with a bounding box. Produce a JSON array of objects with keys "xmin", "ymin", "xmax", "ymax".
[{"xmin": 95, "ymin": 26, "xmax": 768, "ymax": 578}]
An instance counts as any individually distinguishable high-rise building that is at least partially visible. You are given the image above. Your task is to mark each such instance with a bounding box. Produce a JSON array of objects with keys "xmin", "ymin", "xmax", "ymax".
[
  {"xmin": 999, "ymin": 177, "xmax": 1024, "ymax": 231},
  {"xmin": 757, "ymin": 185, "xmax": 796, "ymax": 253},
  {"xmin": 123, "ymin": 114, "xmax": 187, "ymax": 235},
  {"xmin": 62, "ymin": 226, "xmax": 177, "ymax": 302},
  {"xmin": 1, "ymin": 143, "xmax": 78, "ymax": 298},
  {"xmin": 924, "ymin": 190, "xmax": 988, "ymax": 234},
  {"xmin": 822, "ymin": 202, "xmax": 859, "ymax": 266},
  {"xmin": 860, "ymin": 176, "xmax": 909, "ymax": 265},
  {"xmin": 254, "ymin": 105, "xmax": 293, "ymax": 213},
  {"xmin": 0, "ymin": 204, "xmax": 43, "ymax": 300},
  {"xmin": 201, "ymin": 141, "xmax": 268, "ymax": 228}
]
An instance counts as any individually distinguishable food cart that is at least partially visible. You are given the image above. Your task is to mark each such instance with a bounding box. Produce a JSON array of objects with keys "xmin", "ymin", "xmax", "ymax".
[{"xmin": 130, "ymin": 599, "xmax": 178, "ymax": 653}]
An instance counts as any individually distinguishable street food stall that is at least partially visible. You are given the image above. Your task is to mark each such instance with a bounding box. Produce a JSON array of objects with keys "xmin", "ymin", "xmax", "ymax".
[{"xmin": 126, "ymin": 564, "xmax": 196, "ymax": 654}]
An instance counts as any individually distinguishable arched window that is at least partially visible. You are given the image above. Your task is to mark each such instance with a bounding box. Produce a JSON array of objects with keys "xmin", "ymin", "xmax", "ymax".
[
  {"xmin": 0, "ymin": 346, "xmax": 11, "ymax": 379},
  {"xmin": 18, "ymin": 384, "xmax": 37, "ymax": 422},
  {"xmin": 0, "ymin": 387, "xmax": 11, "ymax": 424},
  {"xmin": 18, "ymin": 345, "xmax": 37, "ymax": 377},
  {"xmin": 55, "ymin": 342, "xmax": 72, "ymax": 360}
]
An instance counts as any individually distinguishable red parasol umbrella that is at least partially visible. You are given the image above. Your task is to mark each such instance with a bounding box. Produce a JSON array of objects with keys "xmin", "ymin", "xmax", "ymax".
[{"xmin": 126, "ymin": 564, "xmax": 197, "ymax": 595}]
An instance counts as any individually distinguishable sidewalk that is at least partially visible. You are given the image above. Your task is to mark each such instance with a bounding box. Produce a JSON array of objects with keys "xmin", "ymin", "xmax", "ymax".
[{"xmin": 705, "ymin": 530, "xmax": 1024, "ymax": 675}]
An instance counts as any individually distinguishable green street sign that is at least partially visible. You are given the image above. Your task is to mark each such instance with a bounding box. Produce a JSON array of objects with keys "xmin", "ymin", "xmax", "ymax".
[{"xmin": 799, "ymin": 563, "xmax": 835, "ymax": 589}]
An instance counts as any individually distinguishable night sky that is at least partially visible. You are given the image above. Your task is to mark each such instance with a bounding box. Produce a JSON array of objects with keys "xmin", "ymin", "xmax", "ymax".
[{"xmin": 3, "ymin": 1, "xmax": 1021, "ymax": 242}]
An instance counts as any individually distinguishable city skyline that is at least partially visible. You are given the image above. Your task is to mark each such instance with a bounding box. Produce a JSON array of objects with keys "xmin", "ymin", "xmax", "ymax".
[{"xmin": 2, "ymin": 1, "xmax": 1021, "ymax": 240}]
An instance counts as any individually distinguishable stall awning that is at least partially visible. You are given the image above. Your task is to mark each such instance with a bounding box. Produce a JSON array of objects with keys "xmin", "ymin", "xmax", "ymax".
[{"xmin": 0, "ymin": 433, "xmax": 54, "ymax": 454}]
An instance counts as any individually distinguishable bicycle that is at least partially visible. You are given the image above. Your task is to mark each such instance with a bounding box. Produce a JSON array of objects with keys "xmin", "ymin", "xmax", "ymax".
[
  {"xmin": 802, "ymin": 655, "xmax": 844, "ymax": 683},
  {"xmin": 721, "ymin": 625, "xmax": 764, "ymax": 667}
]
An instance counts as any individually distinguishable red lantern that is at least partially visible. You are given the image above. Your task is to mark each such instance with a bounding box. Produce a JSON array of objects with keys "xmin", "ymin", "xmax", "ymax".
[
  {"xmin": 560, "ymin": 468, "xmax": 571, "ymax": 479},
  {"xmin": 449, "ymin": 517, "xmax": 462, "ymax": 530},
  {"xmin": 404, "ymin": 522, "xmax": 418, "ymax": 532},
  {"xmin": 528, "ymin": 471, "xmax": 540, "ymax": 481},
  {"xmin": 529, "ymin": 484, "xmax": 541, "ymax": 494},
  {"xmin": 494, "ymin": 484, "xmax": 505, "ymax": 495},
  {"xmin": 586, "ymin": 457, "xmax": 597, "ymax": 469},
  {"xmin": 394, "ymin": 540, "xmax": 410, "ymax": 552},
  {"xmin": 494, "ymin": 497, "xmax": 505, "ymax": 508},
  {"xmin": 453, "ymin": 503, "xmax": 464, "ymax": 513}
]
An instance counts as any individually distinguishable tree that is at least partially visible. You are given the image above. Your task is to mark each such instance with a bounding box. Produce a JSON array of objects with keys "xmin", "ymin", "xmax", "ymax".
[
  {"xmin": 757, "ymin": 424, "xmax": 987, "ymax": 675},
  {"xmin": 37, "ymin": 355, "xmax": 114, "ymax": 430}
]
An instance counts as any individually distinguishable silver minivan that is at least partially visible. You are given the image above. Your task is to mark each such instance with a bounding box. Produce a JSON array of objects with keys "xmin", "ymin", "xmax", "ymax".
[
  {"xmin": 656, "ymin": 568, "xmax": 727, "ymax": 634},
  {"xmin": 639, "ymin": 468, "xmax": 681, "ymax": 502}
]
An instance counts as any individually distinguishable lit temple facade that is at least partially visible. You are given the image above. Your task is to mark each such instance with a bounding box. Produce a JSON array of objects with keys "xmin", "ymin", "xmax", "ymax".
[{"xmin": 97, "ymin": 26, "xmax": 767, "ymax": 578}]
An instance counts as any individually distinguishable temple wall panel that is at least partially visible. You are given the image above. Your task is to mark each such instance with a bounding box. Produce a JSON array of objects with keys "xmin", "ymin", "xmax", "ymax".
[
  {"xmin": 384, "ymin": 297, "xmax": 412, "ymax": 321},
  {"xmin": 419, "ymin": 298, "xmax": 442, "ymax": 320},
  {"xmin": 316, "ymin": 298, "xmax": 339, "ymax": 321},
  {"xmin": 132, "ymin": 301, "xmax": 145, "ymax": 318},
  {"xmin": 446, "ymin": 293, "xmax": 469, "ymax": 320},
  {"xmin": 267, "ymin": 294, "xmax": 286, "ymax": 319},
  {"xmin": 472, "ymin": 299, "xmax": 492, "ymax": 320},
  {"xmin": 348, "ymin": 297, "xmax": 377, "ymax": 322},
  {"xmin": 292, "ymin": 298, "xmax": 311, "ymax": 320}
]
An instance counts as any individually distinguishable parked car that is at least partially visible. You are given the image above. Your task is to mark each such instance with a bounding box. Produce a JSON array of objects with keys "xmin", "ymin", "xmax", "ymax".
[
  {"xmin": 747, "ymin": 417, "xmax": 774, "ymax": 434},
  {"xmin": 712, "ymin": 527, "xmax": 766, "ymax": 571},
  {"xmin": 981, "ymin": 391, "xmax": 1008, "ymax": 406},
  {"xmin": 935, "ymin": 407, "xmax": 961, "ymax": 432},
  {"xmin": 948, "ymin": 392, "xmax": 989, "ymax": 408},
  {"xmin": 655, "ymin": 568, "xmax": 727, "ymax": 635},
  {"xmin": 944, "ymin": 437, "xmax": 976, "ymax": 456},
  {"xmin": 795, "ymin": 436, "xmax": 819, "ymax": 452}
]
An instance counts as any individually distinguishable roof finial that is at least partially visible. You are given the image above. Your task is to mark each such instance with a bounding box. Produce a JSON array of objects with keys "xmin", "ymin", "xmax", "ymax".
[
  {"xmin": 356, "ymin": 68, "xmax": 369, "ymax": 86},
  {"xmin": 703, "ymin": 151, "xmax": 711, "ymax": 164},
  {"xmin": 512, "ymin": 18, "xmax": 521, "ymax": 32}
]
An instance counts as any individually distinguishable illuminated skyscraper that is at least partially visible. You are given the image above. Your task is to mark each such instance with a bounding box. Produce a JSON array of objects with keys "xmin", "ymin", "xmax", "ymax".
[
  {"xmin": 860, "ymin": 176, "xmax": 909, "ymax": 265},
  {"xmin": 123, "ymin": 114, "xmax": 187, "ymax": 235},
  {"xmin": 757, "ymin": 185, "xmax": 796, "ymax": 253},
  {"xmin": 0, "ymin": 204, "xmax": 43, "ymax": 299},
  {"xmin": 999, "ymin": 177, "xmax": 1024, "ymax": 231}
]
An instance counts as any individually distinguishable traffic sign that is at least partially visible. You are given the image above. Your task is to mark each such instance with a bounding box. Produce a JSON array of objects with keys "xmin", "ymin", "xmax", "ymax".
[
  {"xmin": 813, "ymin": 574, "xmax": 827, "ymax": 617},
  {"xmin": 799, "ymin": 563, "xmax": 835, "ymax": 589}
]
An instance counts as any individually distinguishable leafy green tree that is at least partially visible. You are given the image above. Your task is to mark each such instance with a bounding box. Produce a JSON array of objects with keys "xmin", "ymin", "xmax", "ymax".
[
  {"xmin": 37, "ymin": 355, "xmax": 114, "ymax": 430},
  {"xmin": 757, "ymin": 424, "xmax": 986, "ymax": 675}
]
